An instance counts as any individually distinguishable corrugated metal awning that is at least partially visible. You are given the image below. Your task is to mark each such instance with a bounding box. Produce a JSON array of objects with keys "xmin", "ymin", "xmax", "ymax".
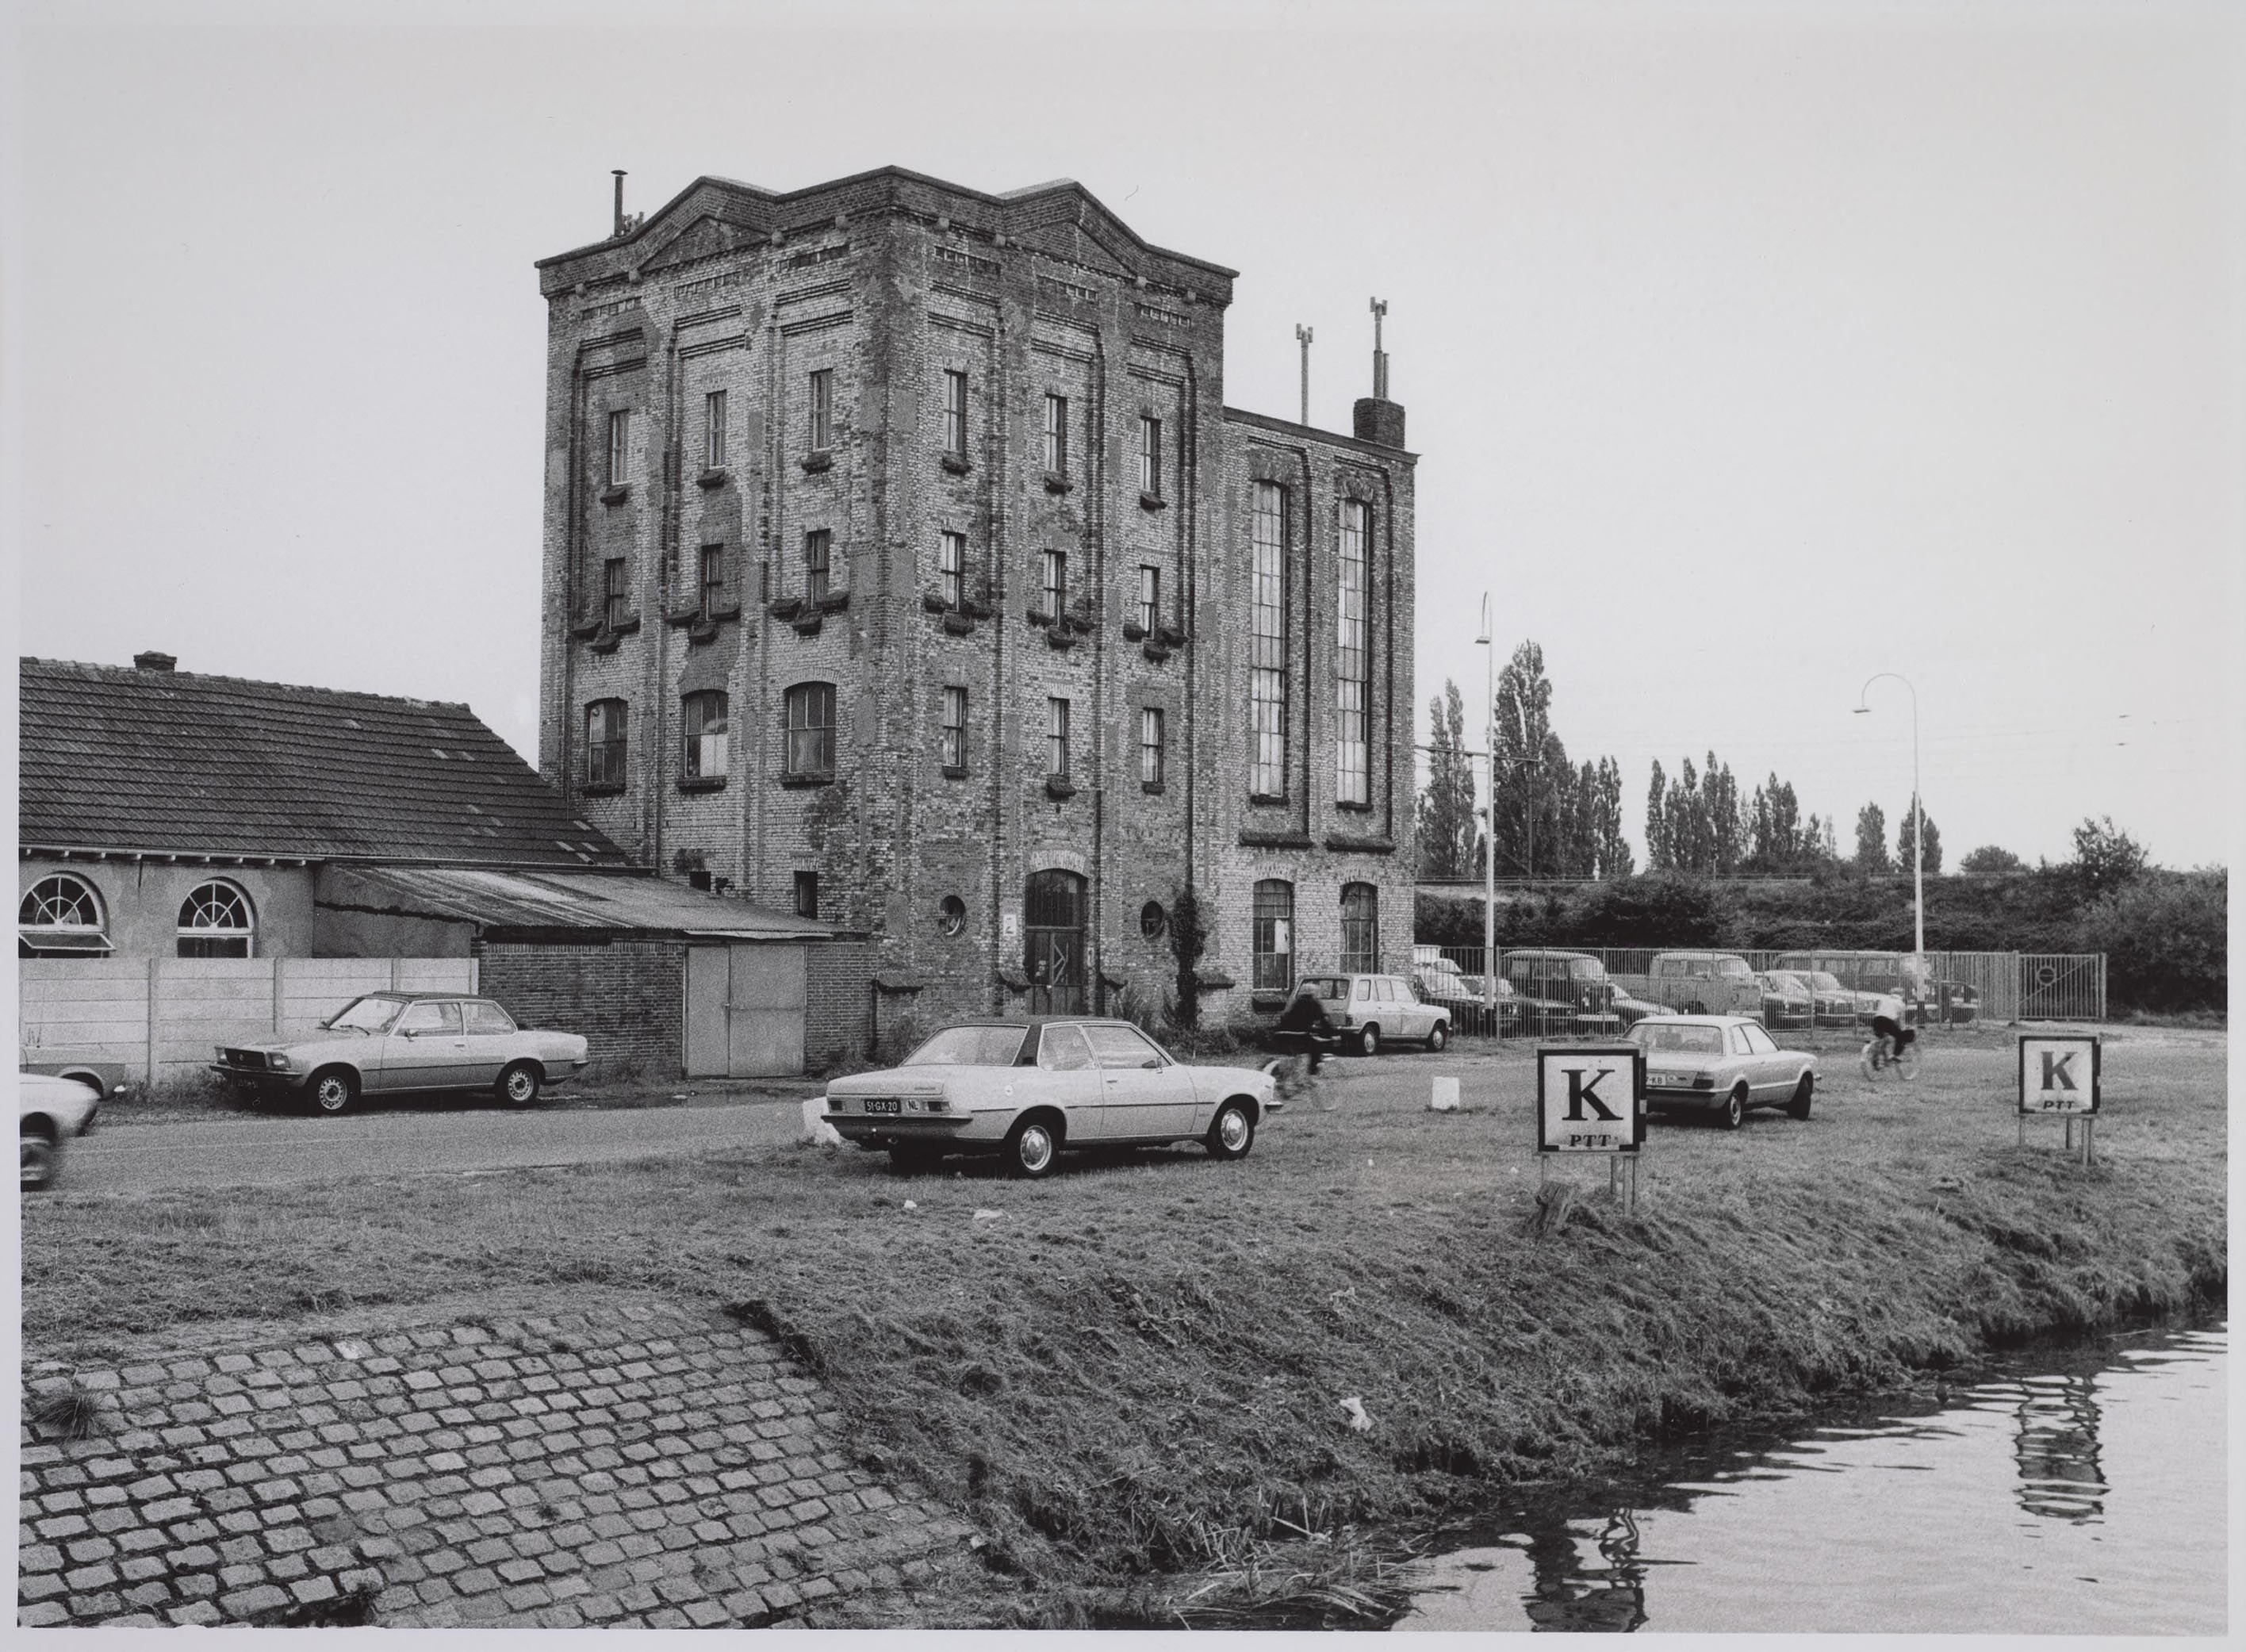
[{"xmin": 315, "ymin": 865, "xmax": 835, "ymax": 941}]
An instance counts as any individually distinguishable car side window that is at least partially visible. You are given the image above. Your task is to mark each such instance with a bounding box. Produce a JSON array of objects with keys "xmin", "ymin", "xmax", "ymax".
[
  {"xmin": 1355, "ymin": 979, "xmax": 1374, "ymax": 1002},
  {"xmin": 1037, "ymin": 1025, "xmax": 1096, "ymax": 1072},
  {"xmin": 462, "ymin": 1001, "xmax": 517, "ymax": 1035},
  {"xmin": 1082, "ymin": 1025, "xmax": 1166, "ymax": 1069},
  {"xmin": 1742, "ymin": 1023, "xmax": 1778, "ymax": 1054},
  {"xmin": 398, "ymin": 1002, "xmax": 461, "ymax": 1035},
  {"xmin": 1726, "ymin": 1025, "xmax": 1752, "ymax": 1055}
]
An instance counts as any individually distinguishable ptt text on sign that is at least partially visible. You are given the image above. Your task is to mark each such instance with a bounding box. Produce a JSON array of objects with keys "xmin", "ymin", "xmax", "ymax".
[
  {"xmin": 2018, "ymin": 1034, "xmax": 2099, "ymax": 1117},
  {"xmin": 1536, "ymin": 1046, "xmax": 1645, "ymax": 1154}
]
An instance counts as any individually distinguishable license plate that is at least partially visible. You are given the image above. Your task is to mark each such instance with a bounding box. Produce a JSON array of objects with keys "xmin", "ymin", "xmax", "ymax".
[
  {"xmin": 862, "ymin": 1097, "xmax": 900, "ymax": 1115},
  {"xmin": 1650, "ymin": 1073, "xmax": 1679, "ymax": 1087}
]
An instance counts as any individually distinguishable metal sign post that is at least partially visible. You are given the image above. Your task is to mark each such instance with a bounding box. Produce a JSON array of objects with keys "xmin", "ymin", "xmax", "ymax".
[
  {"xmin": 1535, "ymin": 1045, "xmax": 1646, "ymax": 1213},
  {"xmin": 2017, "ymin": 1033, "xmax": 2100, "ymax": 1164}
]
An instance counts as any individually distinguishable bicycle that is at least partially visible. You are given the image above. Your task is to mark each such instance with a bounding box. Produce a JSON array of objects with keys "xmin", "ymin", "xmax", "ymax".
[{"xmin": 1858, "ymin": 1033, "xmax": 1920, "ymax": 1082}]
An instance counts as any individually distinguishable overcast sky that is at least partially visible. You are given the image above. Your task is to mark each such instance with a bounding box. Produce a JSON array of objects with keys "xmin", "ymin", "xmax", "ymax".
[{"xmin": 7, "ymin": 0, "xmax": 2240, "ymax": 870}]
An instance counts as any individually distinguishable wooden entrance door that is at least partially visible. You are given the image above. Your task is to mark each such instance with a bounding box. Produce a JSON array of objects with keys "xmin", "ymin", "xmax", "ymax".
[{"xmin": 1024, "ymin": 870, "xmax": 1087, "ymax": 1015}]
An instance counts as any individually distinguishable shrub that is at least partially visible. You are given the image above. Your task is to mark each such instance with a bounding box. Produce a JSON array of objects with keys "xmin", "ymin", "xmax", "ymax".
[{"xmin": 2075, "ymin": 869, "xmax": 2227, "ymax": 1014}]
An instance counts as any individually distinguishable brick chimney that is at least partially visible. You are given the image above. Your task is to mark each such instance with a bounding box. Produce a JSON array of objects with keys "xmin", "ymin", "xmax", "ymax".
[
  {"xmin": 1353, "ymin": 296, "xmax": 1406, "ymax": 448},
  {"xmin": 132, "ymin": 650, "xmax": 177, "ymax": 673}
]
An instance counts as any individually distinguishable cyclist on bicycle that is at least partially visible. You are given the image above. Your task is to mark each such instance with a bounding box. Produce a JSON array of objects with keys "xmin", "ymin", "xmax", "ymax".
[{"xmin": 1868, "ymin": 1008, "xmax": 1916, "ymax": 1068}]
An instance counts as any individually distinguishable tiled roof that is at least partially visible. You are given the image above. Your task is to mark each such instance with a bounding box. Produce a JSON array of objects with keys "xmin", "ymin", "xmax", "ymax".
[{"xmin": 19, "ymin": 658, "xmax": 625, "ymax": 867}]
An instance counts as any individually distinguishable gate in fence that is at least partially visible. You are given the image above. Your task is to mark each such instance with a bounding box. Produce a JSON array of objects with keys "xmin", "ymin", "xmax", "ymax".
[{"xmin": 2018, "ymin": 954, "xmax": 2107, "ymax": 1021}]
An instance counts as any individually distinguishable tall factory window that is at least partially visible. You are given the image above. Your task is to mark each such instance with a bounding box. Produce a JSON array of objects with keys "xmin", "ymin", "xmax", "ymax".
[
  {"xmin": 1136, "ymin": 565, "xmax": 1160, "ymax": 634},
  {"xmin": 1046, "ymin": 697, "xmax": 1071, "ymax": 779},
  {"xmin": 682, "ymin": 691, "xmax": 729, "ymax": 783},
  {"xmin": 605, "ymin": 409, "xmax": 630, "ymax": 488},
  {"xmin": 784, "ymin": 683, "xmax": 836, "ymax": 778},
  {"xmin": 804, "ymin": 530, "xmax": 832, "ymax": 605},
  {"xmin": 1138, "ymin": 415, "xmax": 1163, "ymax": 497},
  {"xmin": 808, "ymin": 369, "xmax": 834, "ymax": 451},
  {"xmin": 1042, "ymin": 393, "xmax": 1068, "ymax": 473},
  {"xmin": 1040, "ymin": 548, "xmax": 1066, "ymax": 615},
  {"xmin": 1248, "ymin": 481, "xmax": 1289, "ymax": 798},
  {"xmin": 940, "ymin": 686, "xmax": 968, "ymax": 774},
  {"xmin": 943, "ymin": 370, "xmax": 968, "ymax": 457},
  {"xmin": 1340, "ymin": 883, "xmax": 1379, "ymax": 973},
  {"xmin": 703, "ymin": 390, "xmax": 726, "ymax": 470},
  {"xmin": 1336, "ymin": 498, "xmax": 1371, "ymax": 806},
  {"xmin": 602, "ymin": 558, "xmax": 629, "ymax": 630},
  {"xmin": 584, "ymin": 700, "xmax": 628, "ymax": 791},
  {"xmin": 939, "ymin": 531, "xmax": 965, "ymax": 608},
  {"xmin": 1252, "ymin": 880, "xmax": 1295, "ymax": 991},
  {"xmin": 1140, "ymin": 707, "xmax": 1165, "ymax": 788},
  {"xmin": 699, "ymin": 546, "xmax": 726, "ymax": 619}
]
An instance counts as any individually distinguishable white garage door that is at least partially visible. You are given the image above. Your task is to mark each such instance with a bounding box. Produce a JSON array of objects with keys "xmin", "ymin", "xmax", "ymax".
[{"xmin": 684, "ymin": 944, "xmax": 807, "ymax": 1078}]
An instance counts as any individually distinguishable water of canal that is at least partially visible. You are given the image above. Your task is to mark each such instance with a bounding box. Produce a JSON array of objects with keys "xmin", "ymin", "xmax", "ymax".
[{"xmin": 1393, "ymin": 1321, "xmax": 2226, "ymax": 1635}]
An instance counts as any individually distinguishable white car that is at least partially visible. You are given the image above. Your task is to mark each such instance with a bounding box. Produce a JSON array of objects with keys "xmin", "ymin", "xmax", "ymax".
[
  {"xmin": 21, "ymin": 1071, "xmax": 100, "ymax": 1190},
  {"xmin": 1297, "ymin": 972, "xmax": 1452, "ymax": 1055},
  {"xmin": 823, "ymin": 1018, "xmax": 1281, "ymax": 1177},
  {"xmin": 1626, "ymin": 1014, "xmax": 1819, "ymax": 1130}
]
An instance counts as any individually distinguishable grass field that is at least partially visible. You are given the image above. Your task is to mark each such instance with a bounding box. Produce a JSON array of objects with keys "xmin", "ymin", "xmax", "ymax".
[{"xmin": 20, "ymin": 1023, "xmax": 2225, "ymax": 1627}]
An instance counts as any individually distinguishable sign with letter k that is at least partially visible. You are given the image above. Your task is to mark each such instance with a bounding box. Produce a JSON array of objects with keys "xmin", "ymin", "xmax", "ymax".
[
  {"xmin": 2018, "ymin": 1033, "xmax": 2101, "ymax": 1117},
  {"xmin": 1537, "ymin": 1046, "xmax": 1646, "ymax": 1153}
]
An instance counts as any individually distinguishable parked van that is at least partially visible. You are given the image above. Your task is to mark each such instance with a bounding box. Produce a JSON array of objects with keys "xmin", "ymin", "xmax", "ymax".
[
  {"xmin": 1498, "ymin": 949, "xmax": 1626, "ymax": 1033},
  {"xmin": 1613, "ymin": 950, "xmax": 1766, "ymax": 1019}
]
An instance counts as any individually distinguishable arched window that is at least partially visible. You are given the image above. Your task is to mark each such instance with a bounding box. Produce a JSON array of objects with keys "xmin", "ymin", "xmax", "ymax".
[
  {"xmin": 1252, "ymin": 879, "xmax": 1295, "ymax": 991},
  {"xmin": 682, "ymin": 691, "xmax": 728, "ymax": 782},
  {"xmin": 178, "ymin": 880, "xmax": 255, "ymax": 959},
  {"xmin": 784, "ymin": 682, "xmax": 837, "ymax": 778},
  {"xmin": 17, "ymin": 874, "xmax": 111, "ymax": 957},
  {"xmin": 584, "ymin": 700, "xmax": 628, "ymax": 791},
  {"xmin": 1340, "ymin": 883, "xmax": 1379, "ymax": 974}
]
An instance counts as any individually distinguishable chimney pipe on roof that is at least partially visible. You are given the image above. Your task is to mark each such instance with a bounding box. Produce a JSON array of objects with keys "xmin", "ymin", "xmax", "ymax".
[
  {"xmin": 612, "ymin": 170, "xmax": 628, "ymax": 239},
  {"xmin": 133, "ymin": 651, "xmax": 177, "ymax": 673}
]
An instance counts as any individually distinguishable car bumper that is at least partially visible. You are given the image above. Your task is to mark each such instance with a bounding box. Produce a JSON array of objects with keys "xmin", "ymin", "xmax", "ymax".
[
  {"xmin": 823, "ymin": 1111, "xmax": 985, "ymax": 1151},
  {"xmin": 209, "ymin": 1064, "xmax": 310, "ymax": 1097}
]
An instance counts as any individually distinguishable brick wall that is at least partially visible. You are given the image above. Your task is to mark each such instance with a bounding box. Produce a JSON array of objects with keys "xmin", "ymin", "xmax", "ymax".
[
  {"xmin": 803, "ymin": 941, "xmax": 871, "ymax": 1070},
  {"xmin": 474, "ymin": 940, "xmax": 684, "ymax": 1076}
]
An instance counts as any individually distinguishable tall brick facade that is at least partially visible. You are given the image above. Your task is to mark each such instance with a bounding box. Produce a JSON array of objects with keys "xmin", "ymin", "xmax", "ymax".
[{"xmin": 535, "ymin": 167, "xmax": 1416, "ymax": 1027}]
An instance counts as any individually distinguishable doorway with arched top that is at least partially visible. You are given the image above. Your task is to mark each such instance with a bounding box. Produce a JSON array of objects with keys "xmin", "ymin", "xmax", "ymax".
[{"xmin": 1023, "ymin": 868, "xmax": 1087, "ymax": 1014}]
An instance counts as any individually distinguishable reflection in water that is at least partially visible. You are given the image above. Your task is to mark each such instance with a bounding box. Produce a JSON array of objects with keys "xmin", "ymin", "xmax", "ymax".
[
  {"xmin": 1520, "ymin": 1509, "xmax": 1647, "ymax": 1633},
  {"xmin": 2011, "ymin": 1373, "xmax": 2105, "ymax": 1523}
]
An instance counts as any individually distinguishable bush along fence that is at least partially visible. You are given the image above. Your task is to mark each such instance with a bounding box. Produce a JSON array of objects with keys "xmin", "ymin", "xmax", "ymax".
[
  {"xmin": 18, "ymin": 958, "xmax": 481, "ymax": 1084},
  {"xmin": 1410, "ymin": 945, "xmax": 2106, "ymax": 1033}
]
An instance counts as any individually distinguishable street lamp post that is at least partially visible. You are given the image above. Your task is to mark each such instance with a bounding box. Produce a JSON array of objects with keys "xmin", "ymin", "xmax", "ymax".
[
  {"xmin": 1855, "ymin": 672, "xmax": 1923, "ymax": 964},
  {"xmin": 1476, "ymin": 596, "xmax": 1498, "ymax": 1025}
]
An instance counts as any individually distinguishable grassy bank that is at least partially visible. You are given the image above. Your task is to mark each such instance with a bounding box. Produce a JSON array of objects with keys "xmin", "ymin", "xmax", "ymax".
[{"xmin": 21, "ymin": 1026, "xmax": 2225, "ymax": 1627}]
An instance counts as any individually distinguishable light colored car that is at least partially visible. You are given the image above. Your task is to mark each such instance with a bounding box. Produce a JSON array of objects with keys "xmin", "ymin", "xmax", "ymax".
[
  {"xmin": 1298, "ymin": 972, "xmax": 1451, "ymax": 1055},
  {"xmin": 822, "ymin": 1018, "xmax": 1280, "ymax": 1177},
  {"xmin": 210, "ymin": 991, "xmax": 590, "ymax": 1114},
  {"xmin": 1626, "ymin": 1014, "xmax": 1818, "ymax": 1130},
  {"xmin": 1768, "ymin": 968, "xmax": 1882, "ymax": 1027},
  {"xmin": 1640, "ymin": 951, "xmax": 1767, "ymax": 1018},
  {"xmin": 20, "ymin": 1045, "xmax": 128, "ymax": 1128},
  {"xmin": 21, "ymin": 1071, "xmax": 100, "ymax": 1189}
]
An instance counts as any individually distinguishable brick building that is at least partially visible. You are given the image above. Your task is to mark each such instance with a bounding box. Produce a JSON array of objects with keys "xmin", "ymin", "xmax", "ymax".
[{"xmin": 535, "ymin": 167, "xmax": 1416, "ymax": 1026}]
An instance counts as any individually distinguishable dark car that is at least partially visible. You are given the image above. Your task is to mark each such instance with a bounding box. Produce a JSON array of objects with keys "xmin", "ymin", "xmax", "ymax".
[
  {"xmin": 1773, "ymin": 952, "xmax": 1980, "ymax": 1026},
  {"xmin": 1501, "ymin": 949, "xmax": 1624, "ymax": 1035}
]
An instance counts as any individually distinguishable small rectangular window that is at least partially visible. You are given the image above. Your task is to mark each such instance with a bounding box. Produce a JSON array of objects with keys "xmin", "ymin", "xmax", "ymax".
[
  {"xmin": 603, "ymin": 557, "xmax": 629, "ymax": 630},
  {"xmin": 703, "ymin": 390, "xmax": 726, "ymax": 470},
  {"xmin": 683, "ymin": 691, "xmax": 729, "ymax": 781},
  {"xmin": 1138, "ymin": 415, "xmax": 1162, "ymax": 497},
  {"xmin": 940, "ymin": 685, "xmax": 967, "ymax": 772},
  {"xmin": 606, "ymin": 409, "xmax": 630, "ymax": 487},
  {"xmin": 940, "ymin": 531, "xmax": 965, "ymax": 609},
  {"xmin": 1140, "ymin": 707, "xmax": 1165, "ymax": 788},
  {"xmin": 804, "ymin": 530, "xmax": 831, "ymax": 604},
  {"xmin": 1041, "ymin": 549, "xmax": 1065, "ymax": 615},
  {"xmin": 784, "ymin": 682, "xmax": 837, "ymax": 777},
  {"xmin": 1137, "ymin": 565, "xmax": 1159, "ymax": 634},
  {"xmin": 793, "ymin": 871, "xmax": 818, "ymax": 921},
  {"xmin": 585, "ymin": 700, "xmax": 628, "ymax": 790},
  {"xmin": 944, "ymin": 369, "xmax": 968, "ymax": 456},
  {"xmin": 808, "ymin": 369, "xmax": 833, "ymax": 451},
  {"xmin": 699, "ymin": 546, "xmax": 725, "ymax": 619},
  {"xmin": 1047, "ymin": 697, "xmax": 1071, "ymax": 779},
  {"xmin": 1043, "ymin": 393, "xmax": 1068, "ymax": 473}
]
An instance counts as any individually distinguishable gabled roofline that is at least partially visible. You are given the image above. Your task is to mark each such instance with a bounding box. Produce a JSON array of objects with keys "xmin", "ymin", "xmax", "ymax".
[{"xmin": 537, "ymin": 165, "xmax": 1238, "ymax": 286}]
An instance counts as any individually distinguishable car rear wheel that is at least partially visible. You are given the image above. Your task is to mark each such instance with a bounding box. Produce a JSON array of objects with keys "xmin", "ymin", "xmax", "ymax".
[
  {"xmin": 21, "ymin": 1130, "xmax": 58, "ymax": 1190},
  {"xmin": 1720, "ymin": 1085, "xmax": 1746, "ymax": 1130},
  {"xmin": 1425, "ymin": 1022, "xmax": 1448, "ymax": 1052},
  {"xmin": 496, "ymin": 1062, "xmax": 542, "ymax": 1107},
  {"xmin": 1786, "ymin": 1071, "xmax": 1815, "ymax": 1120},
  {"xmin": 1206, "ymin": 1098, "xmax": 1255, "ymax": 1161},
  {"xmin": 1357, "ymin": 1024, "xmax": 1381, "ymax": 1057},
  {"xmin": 310, "ymin": 1067, "xmax": 358, "ymax": 1116},
  {"xmin": 1004, "ymin": 1115, "xmax": 1060, "ymax": 1179}
]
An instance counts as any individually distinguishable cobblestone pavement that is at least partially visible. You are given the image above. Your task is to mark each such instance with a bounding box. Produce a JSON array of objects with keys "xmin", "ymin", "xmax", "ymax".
[{"xmin": 18, "ymin": 1297, "xmax": 978, "ymax": 1627}]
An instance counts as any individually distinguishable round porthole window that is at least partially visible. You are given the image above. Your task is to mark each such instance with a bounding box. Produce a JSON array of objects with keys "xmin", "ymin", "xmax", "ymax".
[
  {"xmin": 938, "ymin": 895, "xmax": 968, "ymax": 936},
  {"xmin": 1140, "ymin": 899, "xmax": 1167, "ymax": 941}
]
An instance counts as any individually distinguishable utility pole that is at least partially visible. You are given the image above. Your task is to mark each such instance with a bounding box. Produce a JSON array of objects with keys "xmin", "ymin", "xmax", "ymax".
[
  {"xmin": 1477, "ymin": 595, "xmax": 1498, "ymax": 1026},
  {"xmin": 1294, "ymin": 324, "xmax": 1313, "ymax": 426}
]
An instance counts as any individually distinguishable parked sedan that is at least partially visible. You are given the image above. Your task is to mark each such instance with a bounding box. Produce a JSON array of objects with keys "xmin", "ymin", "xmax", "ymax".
[
  {"xmin": 1753, "ymin": 972, "xmax": 1815, "ymax": 1030},
  {"xmin": 1625, "ymin": 1014, "xmax": 1818, "ymax": 1129},
  {"xmin": 21, "ymin": 1071, "xmax": 100, "ymax": 1189},
  {"xmin": 19, "ymin": 1045, "xmax": 129, "ymax": 1128},
  {"xmin": 822, "ymin": 1018, "xmax": 1280, "ymax": 1177},
  {"xmin": 210, "ymin": 991, "xmax": 590, "ymax": 1113}
]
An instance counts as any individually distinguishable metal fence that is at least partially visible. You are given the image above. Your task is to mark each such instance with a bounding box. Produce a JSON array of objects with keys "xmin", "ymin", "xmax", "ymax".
[{"xmin": 1409, "ymin": 944, "xmax": 2105, "ymax": 1033}]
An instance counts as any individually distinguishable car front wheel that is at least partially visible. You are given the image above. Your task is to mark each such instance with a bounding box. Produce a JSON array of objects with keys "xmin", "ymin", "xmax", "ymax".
[
  {"xmin": 1358, "ymin": 1025, "xmax": 1381, "ymax": 1057},
  {"xmin": 1787, "ymin": 1071, "xmax": 1815, "ymax": 1120},
  {"xmin": 310, "ymin": 1068, "xmax": 359, "ymax": 1116},
  {"xmin": 21, "ymin": 1130, "xmax": 58, "ymax": 1190},
  {"xmin": 496, "ymin": 1062, "xmax": 542, "ymax": 1107},
  {"xmin": 1426, "ymin": 1022, "xmax": 1448, "ymax": 1052},
  {"xmin": 1720, "ymin": 1085, "xmax": 1746, "ymax": 1130},
  {"xmin": 1206, "ymin": 1098, "xmax": 1256, "ymax": 1161},
  {"xmin": 1005, "ymin": 1115, "xmax": 1060, "ymax": 1179}
]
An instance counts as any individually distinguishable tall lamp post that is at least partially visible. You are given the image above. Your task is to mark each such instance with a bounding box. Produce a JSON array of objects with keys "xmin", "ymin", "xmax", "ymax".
[
  {"xmin": 1476, "ymin": 596, "xmax": 1498, "ymax": 1024},
  {"xmin": 1855, "ymin": 673, "xmax": 1923, "ymax": 964}
]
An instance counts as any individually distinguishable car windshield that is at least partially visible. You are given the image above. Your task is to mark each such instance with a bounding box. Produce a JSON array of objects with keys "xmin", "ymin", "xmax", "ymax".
[
  {"xmin": 1570, "ymin": 959, "xmax": 1604, "ymax": 980},
  {"xmin": 903, "ymin": 1025, "xmax": 1030, "ymax": 1067},
  {"xmin": 324, "ymin": 996, "xmax": 404, "ymax": 1033},
  {"xmin": 1629, "ymin": 1023, "xmax": 1726, "ymax": 1055}
]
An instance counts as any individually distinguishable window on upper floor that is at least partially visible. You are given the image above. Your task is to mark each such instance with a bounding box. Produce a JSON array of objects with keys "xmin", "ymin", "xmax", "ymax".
[
  {"xmin": 1043, "ymin": 393, "xmax": 1068, "ymax": 473},
  {"xmin": 603, "ymin": 557, "xmax": 630, "ymax": 630},
  {"xmin": 699, "ymin": 546, "xmax": 726, "ymax": 619},
  {"xmin": 939, "ymin": 531, "xmax": 964, "ymax": 609},
  {"xmin": 808, "ymin": 369, "xmax": 834, "ymax": 452},
  {"xmin": 1249, "ymin": 481, "xmax": 1289, "ymax": 798},
  {"xmin": 940, "ymin": 685, "xmax": 967, "ymax": 774},
  {"xmin": 1137, "ymin": 565, "xmax": 1160, "ymax": 634},
  {"xmin": 1252, "ymin": 880, "xmax": 1295, "ymax": 991},
  {"xmin": 605, "ymin": 408, "xmax": 630, "ymax": 488},
  {"xmin": 1041, "ymin": 548, "xmax": 1066, "ymax": 616},
  {"xmin": 784, "ymin": 682, "xmax": 837, "ymax": 779},
  {"xmin": 683, "ymin": 691, "xmax": 729, "ymax": 783},
  {"xmin": 943, "ymin": 370, "xmax": 968, "ymax": 457},
  {"xmin": 1138, "ymin": 415, "xmax": 1163, "ymax": 497},
  {"xmin": 804, "ymin": 530, "xmax": 832, "ymax": 605},
  {"xmin": 584, "ymin": 699, "xmax": 628, "ymax": 791},
  {"xmin": 17, "ymin": 874, "xmax": 110, "ymax": 958},
  {"xmin": 1140, "ymin": 707, "xmax": 1165, "ymax": 788},
  {"xmin": 1047, "ymin": 697, "xmax": 1071, "ymax": 779},
  {"xmin": 178, "ymin": 880, "xmax": 255, "ymax": 959},
  {"xmin": 1336, "ymin": 498, "xmax": 1371, "ymax": 807},
  {"xmin": 794, "ymin": 871, "xmax": 819, "ymax": 921},
  {"xmin": 703, "ymin": 390, "xmax": 726, "ymax": 470}
]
